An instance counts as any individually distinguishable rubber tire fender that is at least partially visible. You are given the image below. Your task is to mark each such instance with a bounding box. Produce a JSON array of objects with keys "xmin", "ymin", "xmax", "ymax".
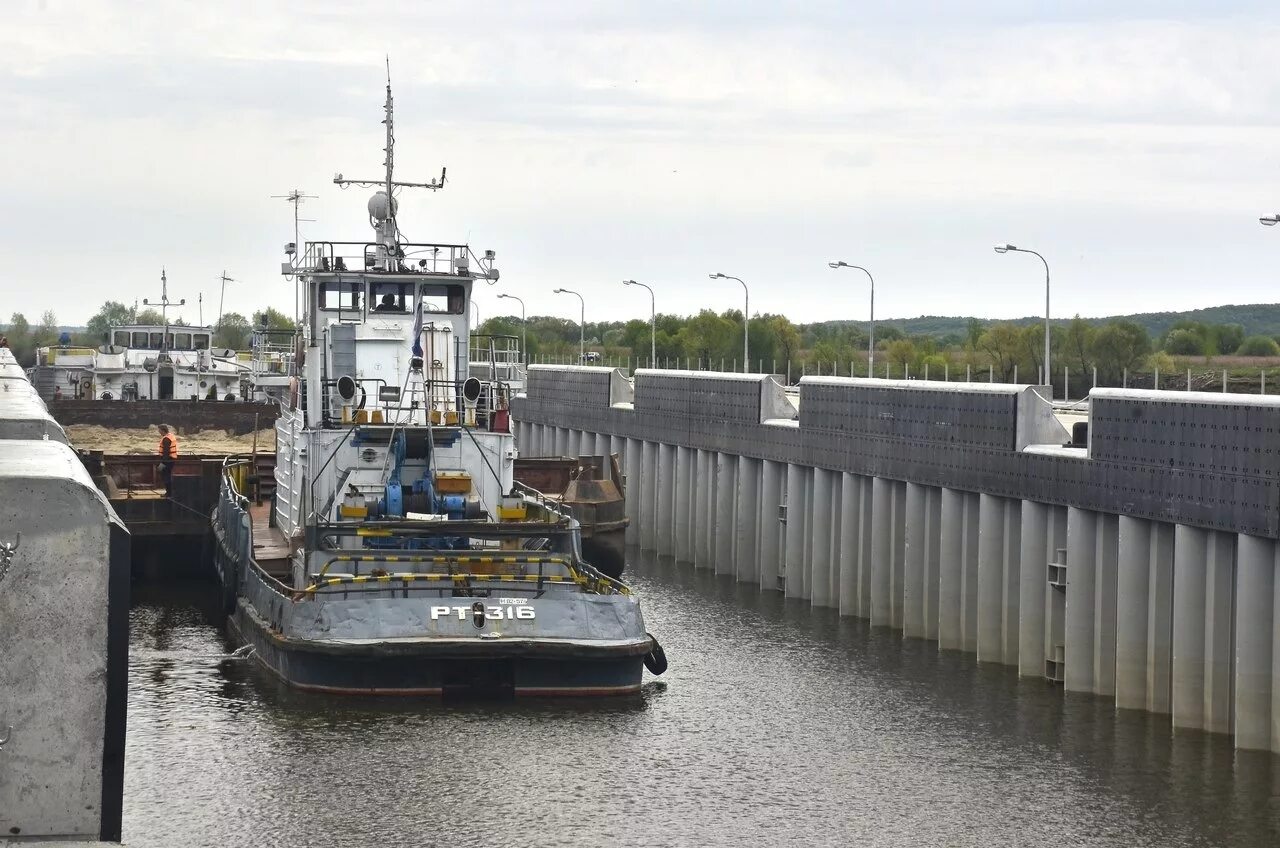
[{"xmin": 643, "ymin": 633, "xmax": 668, "ymax": 676}]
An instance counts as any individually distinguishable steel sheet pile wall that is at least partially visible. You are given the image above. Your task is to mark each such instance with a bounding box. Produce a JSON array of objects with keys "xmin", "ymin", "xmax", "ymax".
[
  {"xmin": 0, "ymin": 347, "xmax": 129, "ymax": 841},
  {"xmin": 512, "ymin": 368, "xmax": 1280, "ymax": 752}
]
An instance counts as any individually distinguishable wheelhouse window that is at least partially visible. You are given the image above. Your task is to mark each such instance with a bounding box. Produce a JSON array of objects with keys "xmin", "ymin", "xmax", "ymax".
[
  {"xmin": 193, "ymin": 334, "xmax": 210, "ymax": 350},
  {"xmin": 113, "ymin": 331, "xmax": 130, "ymax": 347},
  {"xmin": 131, "ymin": 332, "xmax": 148, "ymax": 348},
  {"xmin": 149, "ymin": 332, "xmax": 164, "ymax": 348},
  {"xmin": 420, "ymin": 283, "xmax": 466, "ymax": 314},
  {"xmin": 173, "ymin": 332, "xmax": 192, "ymax": 350},
  {"xmin": 370, "ymin": 281, "xmax": 412, "ymax": 313},
  {"xmin": 318, "ymin": 280, "xmax": 365, "ymax": 312}
]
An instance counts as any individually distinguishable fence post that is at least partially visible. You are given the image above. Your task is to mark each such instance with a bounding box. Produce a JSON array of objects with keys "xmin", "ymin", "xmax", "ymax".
[
  {"xmin": 989, "ymin": 364, "xmax": 994, "ymax": 382},
  {"xmin": 967, "ymin": 364, "xmax": 971, "ymax": 382},
  {"xmin": 1013, "ymin": 364, "xmax": 1018, "ymax": 384},
  {"xmin": 1093, "ymin": 366, "xmax": 1097, "ymax": 388},
  {"xmin": 944, "ymin": 363, "xmax": 949, "ymax": 381},
  {"xmin": 924, "ymin": 362, "xmax": 929, "ymax": 380},
  {"xmin": 1064, "ymin": 366, "xmax": 1069, "ymax": 401},
  {"xmin": 787, "ymin": 360, "xmax": 791, "ymax": 384},
  {"xmin": 1154, "ymin": 367, "xmax": 1159, "ymax": 389},
  {"xmin": 1222, "ymin": 369, "xmax": 1227, "ymax": 393},
  {"xmin": 1263, "ymin": 370, "xmax": 1267, "ymax": 395},
  {"xmin": 1123, "ymin": 367, "xmax": 1128, "ymax": 388}
]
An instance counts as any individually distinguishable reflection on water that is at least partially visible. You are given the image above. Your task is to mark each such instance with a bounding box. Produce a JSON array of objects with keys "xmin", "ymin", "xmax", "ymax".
[{"xmin": 125, "ymin": 553, "xmax": 1280, "ymax": 847}]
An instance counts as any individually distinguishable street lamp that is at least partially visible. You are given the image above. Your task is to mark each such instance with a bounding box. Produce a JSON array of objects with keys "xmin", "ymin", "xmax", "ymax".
[
  {"xmin": 709, "ymin": 272, "xmax": 748, "ymax": 371},
  {"xmin": 828, "ymin": 261, "xmax": 875, "ymax": 377},
  {"xmin": 994, "ymin": 244, "xmax": 1051, "ymax": 387},
  {"xmin": 622, "ymin": 279, "xmax": 656, "ymax": 366},
  {"xmin": 552, "ymin": 287, "xmax": 585, "ymax": 364},
  {"xmin": 496, "ymin": 293, "xmax": 526, "ymax": 363},
  {"xmin": 1261, "ymin": 215, "xmax": 1280, "ymax": 227}
]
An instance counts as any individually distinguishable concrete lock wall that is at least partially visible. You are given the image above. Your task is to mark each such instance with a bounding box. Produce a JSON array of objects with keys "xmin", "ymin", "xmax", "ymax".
[
  {"xmin": 512, "ymin": 366, "xmax": 1280, "ymax": 753},
  {"xmin": 0, "ymin": 351, "xmax": 129, "ymax": 841}
]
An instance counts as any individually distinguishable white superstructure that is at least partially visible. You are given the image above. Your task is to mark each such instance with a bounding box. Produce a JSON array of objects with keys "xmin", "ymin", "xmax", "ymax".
[{"xmin": 33, "ymin": 322, "xmax": 247, "ymax": 401}]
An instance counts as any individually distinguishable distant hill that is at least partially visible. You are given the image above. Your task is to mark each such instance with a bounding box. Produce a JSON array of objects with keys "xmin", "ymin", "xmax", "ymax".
[{"xmin": 811, "ymin": 304, "xmax": 1280, "ymax": 341}]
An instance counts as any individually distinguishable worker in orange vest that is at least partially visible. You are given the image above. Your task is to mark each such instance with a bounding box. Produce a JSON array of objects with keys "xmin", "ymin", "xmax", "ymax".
[{"xmin": 157, "ymin": 424, "xmax": 178, "ymax": 498}]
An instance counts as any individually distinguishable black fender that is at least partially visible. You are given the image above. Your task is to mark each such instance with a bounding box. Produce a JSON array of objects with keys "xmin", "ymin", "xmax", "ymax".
[{"xmin": 643, "ymin": 633, "xmax": 668, "ymax": 675}]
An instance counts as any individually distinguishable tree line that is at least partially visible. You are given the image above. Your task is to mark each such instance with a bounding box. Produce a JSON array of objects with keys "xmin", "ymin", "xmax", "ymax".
[
  {"xmin": 1, "ymin": 301, "xmax": 297, "ymax": 366},
  {"xmin": 476, "ymin": 311, "xmax": 1280, "ymax": 383},
  {"xmin": 4, "ymin": 299, "xmax": 1277, "ymax": 386}
]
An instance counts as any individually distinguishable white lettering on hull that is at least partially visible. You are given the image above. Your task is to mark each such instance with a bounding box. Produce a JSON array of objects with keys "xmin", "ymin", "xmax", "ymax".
[{"xmin": 429, "ymin": 604, "xmax": 536, "ymax": 621}]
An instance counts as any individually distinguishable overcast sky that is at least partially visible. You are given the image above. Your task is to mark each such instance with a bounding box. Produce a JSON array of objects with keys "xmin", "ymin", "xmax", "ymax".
[{"xmin": 5, "ymin": 1, "xmax": 1280, "ymax": 329}]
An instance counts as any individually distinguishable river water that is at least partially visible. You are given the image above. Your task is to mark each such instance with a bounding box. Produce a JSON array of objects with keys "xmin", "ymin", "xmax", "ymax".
[{"xmin": 124, "ymin": 551, "xmax": 1280, "ymax": 847}]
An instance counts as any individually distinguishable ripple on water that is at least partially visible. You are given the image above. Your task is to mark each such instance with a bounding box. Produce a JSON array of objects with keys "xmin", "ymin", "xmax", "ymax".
[{"xmin": 123, "ymin": 563, "xmax": 1280, "ymax": 848}]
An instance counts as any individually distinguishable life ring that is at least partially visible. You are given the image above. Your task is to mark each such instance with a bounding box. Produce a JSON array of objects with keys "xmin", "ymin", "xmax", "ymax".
[{"xmin": 643, "ymin": 633, "xmax": 667, "ymax": 675}]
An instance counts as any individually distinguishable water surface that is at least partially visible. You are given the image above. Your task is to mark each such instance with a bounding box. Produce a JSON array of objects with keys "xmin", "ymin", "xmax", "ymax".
[{"xmin": 124, "ymin": 552, "xmax": 1280, "ymax": 847}]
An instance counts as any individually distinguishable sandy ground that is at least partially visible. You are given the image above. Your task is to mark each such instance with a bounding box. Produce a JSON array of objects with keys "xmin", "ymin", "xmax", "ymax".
[{"xmin": 66, "ymin": 425, "xmax": 276, "ymax": 455}]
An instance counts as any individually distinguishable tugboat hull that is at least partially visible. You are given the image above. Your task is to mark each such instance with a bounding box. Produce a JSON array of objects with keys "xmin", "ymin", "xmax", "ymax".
[{"xmin": 228, "ymin": 602, "xmax": 649, "ymax": 696}]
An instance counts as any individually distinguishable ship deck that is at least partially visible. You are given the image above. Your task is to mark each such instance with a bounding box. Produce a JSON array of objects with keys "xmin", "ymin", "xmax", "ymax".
[{"xmin": 250, "ymin": 502, "xmax": 292, "ymax": 577}]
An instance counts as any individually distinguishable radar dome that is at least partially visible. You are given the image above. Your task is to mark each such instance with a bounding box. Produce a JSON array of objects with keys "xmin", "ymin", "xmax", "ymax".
[{"xmin": 367, "ymin": 191, "xmax": 398, "ymax": 221}]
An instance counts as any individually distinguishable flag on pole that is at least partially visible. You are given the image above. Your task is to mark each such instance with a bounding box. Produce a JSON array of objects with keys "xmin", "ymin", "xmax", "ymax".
[{"xmin": 411, "ymin": 300, "xmax": 423, "ymax": 358}]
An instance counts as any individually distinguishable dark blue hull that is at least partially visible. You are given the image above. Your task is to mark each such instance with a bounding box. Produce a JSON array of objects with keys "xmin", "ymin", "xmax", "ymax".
[{"xmin": 228, "ymin": 603, "xmax": 646, "ymax": 696}]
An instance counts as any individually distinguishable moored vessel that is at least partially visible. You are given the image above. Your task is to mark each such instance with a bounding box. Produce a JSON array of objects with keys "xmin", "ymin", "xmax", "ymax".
[{"xmin": 211, "ymin": 75, "xmax": 665, "ymax": 696}]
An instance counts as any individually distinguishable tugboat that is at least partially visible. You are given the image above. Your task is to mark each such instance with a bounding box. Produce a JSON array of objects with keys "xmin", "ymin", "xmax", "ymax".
[{"xmin": 211, "ymin": 75, "xmax": 665, "ymax": 696}]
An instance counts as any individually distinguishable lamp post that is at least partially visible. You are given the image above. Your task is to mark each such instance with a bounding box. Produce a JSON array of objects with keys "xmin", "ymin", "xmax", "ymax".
[
  {"xmin": 828, "ymin": 261, "xmax": 875, "ymax": 377},
  {"xmin": 709, "ymin": 272, "xmax": 748, "ymax": 371},
  {"xmin": 622, "ymin": 279, "xmax": 656, "ymax": 366},
  {"xmin": 994, "ymin": 244, "xmax": 1050, "ymax": 386},
  {"xmin": 553, "ymin": 287, "xmax": 585, "ymax": 364},
  {"xmin": 496, "ymin": 293, "xmax": 526, "ymax": 363}
]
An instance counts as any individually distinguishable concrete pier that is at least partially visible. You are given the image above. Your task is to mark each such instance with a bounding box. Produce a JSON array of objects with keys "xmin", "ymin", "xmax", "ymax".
[{"xmin": 513, "ymin": 367, "xmax": 1280, "ymax": 753}]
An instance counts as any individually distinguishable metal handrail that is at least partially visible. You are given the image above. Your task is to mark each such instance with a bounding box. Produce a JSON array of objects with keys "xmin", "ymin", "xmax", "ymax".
[{"xmin": 218, "ymin": 457, "xmax": 293, "ymax": 599}]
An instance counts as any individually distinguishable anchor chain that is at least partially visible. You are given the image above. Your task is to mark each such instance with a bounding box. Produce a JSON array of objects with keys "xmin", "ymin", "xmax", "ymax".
[{"xmin": 0, "ymin": 532, "xmax": 19, "ymax": 583}]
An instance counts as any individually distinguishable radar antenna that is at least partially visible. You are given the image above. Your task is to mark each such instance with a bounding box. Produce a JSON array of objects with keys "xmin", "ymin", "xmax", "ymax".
[
  {"xmin": 217, "ymin": 270, "xmax": 235, "ymax": 328},
  {"xmin": 272, "ymin": 188, "xmax": 317, "ymax": 322},
  {"xmin": 333, "ymin": 58, "xmax": 446, "ymax": 272}
]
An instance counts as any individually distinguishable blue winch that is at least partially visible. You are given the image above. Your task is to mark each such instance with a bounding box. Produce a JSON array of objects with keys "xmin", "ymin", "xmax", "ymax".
[{"xmin": 350, "ymin": 430, "xmax": 475, "ymax": 522}]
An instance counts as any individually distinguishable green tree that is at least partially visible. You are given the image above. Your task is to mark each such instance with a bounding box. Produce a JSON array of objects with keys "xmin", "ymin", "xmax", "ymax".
[
  {"xmin": 966, "ymin": 318, "xmax": 984, "ymax": 350},
  {"xmin": 1211, "ymin": 323, "xmax": 1246, "ymax": 357},
  {"xmin": 1092, "ymin": 319, "xmax": 1152, "ymax": 384},
  {"xmin": 133, "ymin": 308, "xmax": 165, "ymax": 325},
  {"xmin": 253, "ymin": 306, "xmax": 297, "ymax": 331},
  {"xmin": 32, "ymin": 311, "xmax": 59, "ymax": 348},
  {"xmin": 885, "ymin": 339, "xmax": 918, "ymax": 370},
  {"xmin": 86, "ymin": 301, "xmax": 136, "ymax": 342},
  {"xmin": 3, "ymin": 313, "xmax": 33, "ymax": 365},
  {"xmin": 1063, "ymin": 316, "xmax": 1095, "ymax": 379},
  {"xmin": 978, "ymin": 323, "xmax": 1024, "ymax": 381},
  {"xmin": 214, "ymin": 312, "xmax": 251, "ymax": 349},
  {"xmin": 1235, "ymin": 335, "xmax": 1280, "ymax": 357},
  {"xmin": 1163, "ymin": 328, "xmax": 1206, "ymax": 356},
  {"xmin": 678, "ymin": 310, "xmax": 736, "ymax": 367},
  {"xmin": 769, "ymin": 315, "xmax": 800, "ymax": 366}
]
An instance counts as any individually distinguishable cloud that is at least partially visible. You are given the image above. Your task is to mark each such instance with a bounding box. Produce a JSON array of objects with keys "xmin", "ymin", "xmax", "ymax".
[{"xmin": 3, "ymin": 2, "xmax": 1280, "ymax": 327}]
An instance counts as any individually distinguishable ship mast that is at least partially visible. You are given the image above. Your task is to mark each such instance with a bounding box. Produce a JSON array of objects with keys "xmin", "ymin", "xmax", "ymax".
[
  {"xmin": 142, "ymin": 268, "xmax": 186, "ymax": 347},
  {"xmin": 333, "ymin": 59, "xmax": 446, "ymax": 272}
]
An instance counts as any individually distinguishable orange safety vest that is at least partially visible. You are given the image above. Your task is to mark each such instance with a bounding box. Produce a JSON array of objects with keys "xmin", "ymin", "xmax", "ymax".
[{"xmin": 158, "ymin": 433, "xmax": 179, "ymax": 460}]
